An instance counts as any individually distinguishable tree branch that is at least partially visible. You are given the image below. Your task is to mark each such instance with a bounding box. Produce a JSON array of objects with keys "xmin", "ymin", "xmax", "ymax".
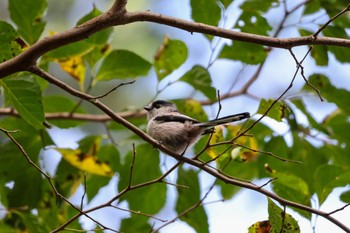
[
  {"xmin": 29, "ymin": 65, "xmax": 350, "ymax": 232},
  {"xmin": 1, "ymin": 4, "xmax": 350, "ymax": 79}
]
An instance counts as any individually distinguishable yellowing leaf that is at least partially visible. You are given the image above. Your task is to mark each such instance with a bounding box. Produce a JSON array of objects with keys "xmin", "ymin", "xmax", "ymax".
[
  {"xmin": 227, "ymin": 125, "xmax": 259, "ymax": 162},
  {"xmin": 207, "ymin": 125, "xmax": 225, "ymax": 160},
  {"xmin": 56, "ymin": 148, "xmax": 113, "ymax": 177},
  {"xmin": 248, "ymin": 220, "xmax": 271, "ymax": 233},
  {"xmin": 56, "ymin": 56, "xmax": 86, "ymax": 88},
  {"xmin": 257, "ymin": 98, "xmax": 288, "ymax": 122}
]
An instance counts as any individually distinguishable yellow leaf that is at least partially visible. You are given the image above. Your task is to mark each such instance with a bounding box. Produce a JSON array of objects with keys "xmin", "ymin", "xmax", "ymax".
[
  {"xmin": 207, "ymin": 125, "xmax": 226, "ymax": 160},
  {"xmin": 57, "ymin": 56, "xmax": 86, "ymax": 88},
  {"xmin": 227, "ymin": 125, "xmax": 259, "ymax": 162},
  {"xmin": 57, "ymin": 148, "xmax": 113, "ymax": 177}
]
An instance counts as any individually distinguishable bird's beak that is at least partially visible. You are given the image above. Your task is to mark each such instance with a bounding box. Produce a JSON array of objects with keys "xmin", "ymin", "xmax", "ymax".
[{"xmin": 144, "ymin": 104, "xmax": 151, "ymax": 111}]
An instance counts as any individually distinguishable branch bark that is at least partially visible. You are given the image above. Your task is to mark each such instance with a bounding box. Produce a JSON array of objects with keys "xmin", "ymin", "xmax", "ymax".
[{"xmin": 1, "ymin": 4, "xmax": 350, "ymax": 79}]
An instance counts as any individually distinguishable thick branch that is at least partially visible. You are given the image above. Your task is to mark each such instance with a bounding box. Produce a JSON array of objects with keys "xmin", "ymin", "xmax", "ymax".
[
  {"xmin": 124, "ymin": 11, "xmax": 350, "ymax": 48},
  {"xmin": 1, "ymin": 6, "xmax": 350, "ymax": 79}
]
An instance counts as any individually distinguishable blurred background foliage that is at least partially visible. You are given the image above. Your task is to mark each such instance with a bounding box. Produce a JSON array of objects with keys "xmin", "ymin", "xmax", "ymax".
[{"xmin": 0, "ymin": 0, "xmax": 350, "ymax": 232}]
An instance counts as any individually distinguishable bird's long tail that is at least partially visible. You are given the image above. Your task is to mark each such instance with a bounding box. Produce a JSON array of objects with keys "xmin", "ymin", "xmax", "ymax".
[{"xmin": 195, "ymin": 112, "xmax": 250, "ymax": 128}]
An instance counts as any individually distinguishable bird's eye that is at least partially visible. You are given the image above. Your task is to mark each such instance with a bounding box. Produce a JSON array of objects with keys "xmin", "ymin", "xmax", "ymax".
[{"xmin": 155, "ymin": 104, "xmax": 161, "ymax": 109}]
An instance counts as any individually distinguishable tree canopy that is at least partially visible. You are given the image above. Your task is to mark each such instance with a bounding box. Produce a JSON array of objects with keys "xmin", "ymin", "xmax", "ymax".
[{"xmin": 0, "ymin": 0, "xmax": 350, "ymax": 232}]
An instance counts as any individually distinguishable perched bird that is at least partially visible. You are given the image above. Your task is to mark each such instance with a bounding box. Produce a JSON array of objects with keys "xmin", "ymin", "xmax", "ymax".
[{"xmin": 144, "ymin": 100, "xmax": 250, "ymax": 154}]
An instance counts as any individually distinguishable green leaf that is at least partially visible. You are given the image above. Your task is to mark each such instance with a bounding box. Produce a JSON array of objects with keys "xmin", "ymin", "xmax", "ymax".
[
  {"xmin": 220, "ymin": 41, "xmax": 267, "ymax": 64},
  {"xmin": 14, "ymin": 212, "xmax": 50, "ymax": 233},
  {"xmin": 257, "ymin": 98, "xmax": 287, "ymax": 122},
  {"xmin": 176, "ymin": 166, "xmax": 209, "ymax": 233},
  {"xmin": 340, "ymin": 190, "xmax": 350, "ymax": 203},
  {"xmin": 0, "ymin": 21, "xmax": 22, "ymax": 63},
  {"xmin": 303, "ymin": 0, "xmax": 321, "ymax": 15},
  {"xmin": 271, "ymin": 172, "xmax": 311, "ymax": 218},
  {"xmin": 237, "ymin": 12, "xmax": 272, "ymax": 36},
  {"xmin": 77, "ymin": 7, "xmax": 113, "ymax": 46},
  {"xmin": 321, "ymin": 0, "xmax": 350, "ymax": 28},
  {"xmin": 118, "ymin": 144, "xmax": 166, "ymax": 214},
  {"xmin": 1, "ymin": 73, "xmax": 45, "ymax": 129},
  {"xmin": 46, "ymin": 40, "xmax": 93, "ymax": 59},
  {"xmin": 0, "ymin": 118, "xmax": 49, "ymax": 208},
  {"xmin": 190, "ymin": 0, "xmax": 221, "ymax": 26},
  {"xmin": 0, "ymin": 222, "xmax": 21, "ymax": 233},
  {"xmin": 9, "ymin": 0, "xmax": 47, "ymax": 44},
  {"xmin": 305, "ymin": 74, "xmax": 350, "ymax": 115},
  {"xmin": 314, "ymin": 164, "xmax": 350, "ymax": 204},
  {"xmin": 120, "ymin": 215, "xmax": 151, "ymax": 232},
  {"xmin": 173, "ymin": 99, "xmax": 209, "ymax": 122},
  {"xmin": 219, "ymin": 0, "xmax": 233, "ymax": 8},
  {"xmin": 43, "ymin": 95, "xmax": 85, "ymax": 128},
  {"xmin": 97, "ymin": 50, "xmax": 151, "ymax": 81},
  {"xmin": 180, "ymin": 66, "xmax": 216, "ymax": 101},
  {"xmin": 268, "ymin": 198, "xmax": 300, "ymax": 233},
  {"xmin": 323, "ymin": 111, "xmax": 350, "ymax": 145},
  {"xmin": 154, "ymin": 37, "xmax": 188, "ymax": 80},
  {"xmin": 300, "ymin": 29, "xmax": 328, "ymax": 66},
  {"xmin": 240, "ymin": 0, "xmax": 279, "ymax": 13},
  {"xmin": 322, "ymin": 26, "xmax": 350, "ymax": 63}
]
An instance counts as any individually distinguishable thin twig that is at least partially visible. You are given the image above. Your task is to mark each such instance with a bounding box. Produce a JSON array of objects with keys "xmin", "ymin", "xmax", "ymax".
[
  {"xmin": 94, "ymin": 80, "xmax": 136, "ymax": 99},
  {"xmin": 235, "ymin": 143, "xmax": 302, "ymax": 164},
  {"xmin": 288, "ymin": 47, "xmax": 323, "ymax": 101},
  {"xmin": 111, "ymin": 205, "xmax": 167, "ymax": 222},
  {"xmin": 313, "ymin": 3, "xmax": 350, "ymax": 37}
]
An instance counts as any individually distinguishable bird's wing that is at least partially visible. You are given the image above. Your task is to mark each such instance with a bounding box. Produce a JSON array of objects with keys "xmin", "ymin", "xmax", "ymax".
[{"xmin": 153, "ymin": 114, "xmax": 199, "ymax": 124}]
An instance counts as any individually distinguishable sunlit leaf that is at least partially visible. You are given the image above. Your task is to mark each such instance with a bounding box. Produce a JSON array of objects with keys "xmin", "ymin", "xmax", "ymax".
[
  {"xmin": 173, "ymin": 99, "xmax": 209, "ymax": 122},
  {"xmin": 271, "ymin": 171, "xmax": 311, "ymax": 219},
  {"xmin": 9, "ymin": 0, "xmax": 47, "ymax": 44},
  {"xmin": 46, "ymin": 39, "xmax": 93, "ymax": 59},
  {"xmin": 56, "ymin": 147, "xmax": 114, "ymax": 177},
  {"xmin": 176, "ymin": 166, "xmax": 209, "ymax": 233},
  {"xmin": 180, "ymin": 65, "xmax": 216, "ymax": 101},
  {"xmin": 154, "ymin": 36, "xmax": 188, "ymax": 80},
  {"xmin": 1, "ymin": 73, "xmax": 45, "ymax": 129},
  {"xmin": 0, "ymin": 21, "xmax": 22, "ymax": 62},
  {"xmin": 268, "ymin": 198, "xmax": 300, "ymax": 233},
  {"xmin": 97, "ymin": 50, "xmax": 151, "ymax": 81}
]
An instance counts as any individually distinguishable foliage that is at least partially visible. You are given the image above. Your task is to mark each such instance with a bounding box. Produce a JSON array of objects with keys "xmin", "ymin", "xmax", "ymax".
[{"xmin": 0, "ymin": 0, "xmax": 350, "ymax": 232}]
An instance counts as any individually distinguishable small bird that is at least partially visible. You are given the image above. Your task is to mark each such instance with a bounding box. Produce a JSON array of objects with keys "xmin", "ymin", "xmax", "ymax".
[{"xmin": 144, "ymin": 100, "xmax": 250, "ymax": 154}]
